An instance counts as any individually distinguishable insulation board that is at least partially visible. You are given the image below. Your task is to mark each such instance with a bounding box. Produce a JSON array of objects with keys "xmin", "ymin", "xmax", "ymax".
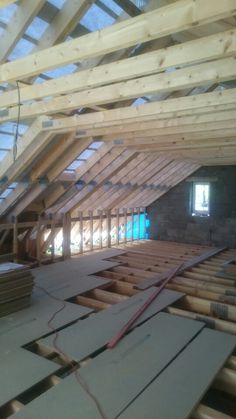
[
  {"xmin": 119, "ymin": 328, "xmax": 236, "ymax": 419},
  {"xmin": 39, "ymin": 288, "xmax": 184, "ymax": 361},
  {"xmin": 11, "ymin": 313, "xmax": 204, "ymax": 419}
]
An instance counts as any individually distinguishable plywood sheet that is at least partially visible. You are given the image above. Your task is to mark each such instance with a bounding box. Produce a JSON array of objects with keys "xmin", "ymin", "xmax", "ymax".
[
  {"xmin": 0, "ymin": 348, "xmax": 58, "ymax": 406},
  {"xmin": 11, "ymin": 313, "xmax": 203, "ymax": 419},
  {"xmin": 119, "ymin": 328, "xmax": 236, "ymax": 419},
  {"xmin": 39, "ymin": 289, "xmax": 184, "ymax": 362}
]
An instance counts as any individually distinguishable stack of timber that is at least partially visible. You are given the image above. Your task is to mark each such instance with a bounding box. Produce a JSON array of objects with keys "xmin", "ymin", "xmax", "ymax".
[{"xmin": 0, "ymin": 262, "xmax": 34, "ymax": 317}]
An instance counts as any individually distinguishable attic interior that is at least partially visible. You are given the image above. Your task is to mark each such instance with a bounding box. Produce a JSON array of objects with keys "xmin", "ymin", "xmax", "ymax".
[{"xmin": 0, "ymin": 0, "xmax": 236, "ymax": 418}]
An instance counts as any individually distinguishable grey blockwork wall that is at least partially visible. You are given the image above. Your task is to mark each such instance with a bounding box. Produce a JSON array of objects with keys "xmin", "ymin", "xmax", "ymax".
[{"xmin": 147, "ymin": 166, "xmax": 236, "ymax": 248}]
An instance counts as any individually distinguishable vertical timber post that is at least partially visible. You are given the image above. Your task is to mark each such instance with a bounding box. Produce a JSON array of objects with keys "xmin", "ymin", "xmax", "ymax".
[
  {"xmin": 116, "ymin": 208, "xmax": 119, "ymax": 245},
  {"xmin": 13, "ymin": 216, "xmax": 18, "ymax": 262},
  {"xmin": 36, "ymin": 215, "xmax": 42, "ymax": 265},
  {"xmin": 99, "ymin": 210, "xmax": 103, "ymax": 249},
  {"xmin": 143, "ymin": 207, "xmax": 147, "ymax": 240},
  {"xmin": 51, "ymin": 214, "xmax": 55, "ymax": 262},
  {"xmin": 107, "ymin": 209, "xmax": 111, "ymax": 248},
  {"xmin": 124, "ymin": 208, "xmax": 127, "ymax": 244},
  {"xmin": 137, "ymin": 207, "xmax": 141, "ymax": 240},
  {"xmin": 131, "ymin": 208, "xmax": 134, "ymax": 242},
  {"xmin": 89, "ymin": 210, "xmax": 93, "ymax": 251},
  {"xmin": 63, "ymin": 212, "xmax": 71, "ymax": 260},
  {"xmin": 79, "ymin": 211, "xmax": 83, "ymax": 254}
]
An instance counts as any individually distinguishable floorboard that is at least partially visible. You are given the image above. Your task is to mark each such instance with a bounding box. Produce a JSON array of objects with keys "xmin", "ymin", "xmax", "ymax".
[
  {"xmin": 119, "ymin": 328, "xmax": 236, "ymax": 419},
  {"xmin": 11, "ymin": 313, "xmax": 204, "ymax": 419},
  {"xmin": 0, "ymin": 348, "xmax": 58, "ymax": 407},
  {"xmin": 39, "ymin": 288, "xmax": 184, "ymax": 362}
]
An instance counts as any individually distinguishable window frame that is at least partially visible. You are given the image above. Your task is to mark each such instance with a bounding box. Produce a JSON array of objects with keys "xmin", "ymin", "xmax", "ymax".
[{"xmin": 191, "ymin": 181, "xmax": 210, "ymax": 217}]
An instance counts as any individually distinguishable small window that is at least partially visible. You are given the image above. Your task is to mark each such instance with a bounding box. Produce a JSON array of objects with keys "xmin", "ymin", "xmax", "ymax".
[{"xmin": 192, "ymin": 182, "xmax": 210, "ymax": 217}]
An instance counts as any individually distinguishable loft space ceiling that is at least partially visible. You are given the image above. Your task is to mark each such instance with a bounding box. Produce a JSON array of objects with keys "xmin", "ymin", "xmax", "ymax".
[{"xmin": 0, "ymin": 0, "xmax": 235, "ymax": 221}]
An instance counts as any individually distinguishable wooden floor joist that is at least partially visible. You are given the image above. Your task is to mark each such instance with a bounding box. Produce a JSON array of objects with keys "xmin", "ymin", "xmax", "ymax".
[
  {"xmin": 79, "ymin": 241, "xmax": 236, "ymax": 417},
  {"xmin": 0, "ymin": 241, "xmax": 235, "ymax": 419}
]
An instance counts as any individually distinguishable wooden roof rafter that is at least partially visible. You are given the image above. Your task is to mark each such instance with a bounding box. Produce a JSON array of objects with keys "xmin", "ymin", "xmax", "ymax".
[{"xmin": 0, "ymin": 0, "xmax": 235, "ymax": 219}]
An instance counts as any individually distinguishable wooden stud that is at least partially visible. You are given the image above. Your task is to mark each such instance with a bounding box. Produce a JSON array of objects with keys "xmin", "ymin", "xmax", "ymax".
[
  {"xmin": 89, "ymin": 210, "xmax": 93, "ymax": 251},
  {"xmin": 124, "ymin": 208, "xmax": 127, "ymax": 244},
  {"xmin": 13, "ymin": 216, "xmax": 18, "ymax": 262},
  {"xmin": 116, "ymin": 208, "xmax": 120, "ymax": 245},
  {"xmin": 106, "ymin": 209, "xmax": 111, "ymax": 248},
  {"xmin": 78, "ymin": 211, "xmax": 83, "ymax": 255}
]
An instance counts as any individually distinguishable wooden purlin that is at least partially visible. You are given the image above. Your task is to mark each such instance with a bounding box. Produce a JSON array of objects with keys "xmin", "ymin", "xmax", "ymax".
[
  {"xmin": 2, "ymin": 57, "xmax": 236, "ymax": 122},
  {"xmin": 40, "ymin": 88, "xmax": 236, "ymax": 133},
  {"xmin": 0, "ymin": 2, "xmax": 235, "ymax": 220},
  {"xmin": 1, "ymin": 29, "xmax": 236, "ymax": 109},
  {"xmin": 75, "ymin": 109, "xmax": 236, "ymax": 139},
  {"xmin": 1, "ymin": 0, "xmax": 236, "ymax": 83}
]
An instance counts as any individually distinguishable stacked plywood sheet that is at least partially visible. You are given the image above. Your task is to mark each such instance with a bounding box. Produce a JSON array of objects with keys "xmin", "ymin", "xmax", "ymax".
[{"xmin": 0, "ymin": 262, "xmax": 34, "ymax": 317}]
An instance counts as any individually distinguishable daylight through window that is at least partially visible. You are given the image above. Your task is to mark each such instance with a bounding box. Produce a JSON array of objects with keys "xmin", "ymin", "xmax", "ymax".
[{"xmin": 192, "ymin": 182, "xmax": 210, "ymax": 216}]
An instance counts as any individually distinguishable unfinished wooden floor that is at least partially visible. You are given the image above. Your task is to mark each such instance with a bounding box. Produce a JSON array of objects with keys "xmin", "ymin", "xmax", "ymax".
[{"xmin": 0, "ymin": 240, "xmax": 235, "ymax": 418}]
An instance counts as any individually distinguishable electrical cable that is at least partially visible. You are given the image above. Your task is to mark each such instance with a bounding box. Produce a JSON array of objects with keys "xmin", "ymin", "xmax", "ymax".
[
  {"xmin": 35, "ymin": 283, "xmax": 107, "ymax": 419},
  {"xmin": 13, "ymin": 80, "xmax": 21, "ymax": 161}
]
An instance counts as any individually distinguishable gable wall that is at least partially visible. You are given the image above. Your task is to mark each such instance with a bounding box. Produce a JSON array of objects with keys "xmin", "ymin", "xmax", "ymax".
[{"xmin": 148, "ymin": 166, "xmax": 236, "ymax": 248}]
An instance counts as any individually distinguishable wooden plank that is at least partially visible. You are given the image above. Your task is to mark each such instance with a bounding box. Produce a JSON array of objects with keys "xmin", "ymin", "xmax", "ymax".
[
  {"xmin": 0, "ymin": 0, "xmax": 17, "ymax": 8},
  {"xmin": 43, "ymin": 88, "xmax": 236, "ymax": 133},
  {"xmin": 0, "ymin": 0, "xmax": 46, "ymax": 62},
  {"xmin": 106, "ymin": 209, "xmax": 111, "ymax": 248},
  {"xmin": 3, "ymin": 57, "xmax": 236, "ymax": 122},
  {"xmin": 193, "ymin": 404, "xmax": 235, "ymax": 419},
  {"xmin": 137, "ymin": 247, "xmax": 227, "ymax": 290},
  {"xmin": 39, "ymin": 288, "xmax": 184, "ymax": 362},
  {"xmin": 11, "ymin": 313, "xmax": 203, "ymax": 419},
  {"xmin": 119, "ymin": 328, "xmax": 236, "ymax": 419},
  {"xmin": 1, "ymin": 0, "xmax": 236, "ymax": 82},
  {"xmin": 79, "ymin": 211, "xmax": 83, "ymax": 254},
  {"xmin": 32, "ymin": 0, "xmax": 94, "ymax": 51},
  {"xmin": 2, "ymin": 29, "xmax": 236, "ymax": 108}
]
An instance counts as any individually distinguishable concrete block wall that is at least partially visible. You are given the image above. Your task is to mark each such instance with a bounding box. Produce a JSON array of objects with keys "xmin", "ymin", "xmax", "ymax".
[{"xmin": 147, "ymin": 166, "xmax": 236, "ymax": 248}]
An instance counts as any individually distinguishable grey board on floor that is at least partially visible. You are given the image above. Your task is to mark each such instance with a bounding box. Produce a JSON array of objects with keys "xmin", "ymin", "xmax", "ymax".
[
  {"xmin": 33, "ymin": 248, "xmax": 125, "ymax": 288},
  {"xmin": 119, "ymin": 328, "xmax": 236, "ymax": 419},
  {"xmin": 12, "ymin": 373, "xmax": 100, "ymax": 419},
  {"xmin": 33, "ymin": 274, "xmax": 111, "ymax": 300},
  {"xmin": 78, "ymin": 313, "xmax": 204, "ymax": 418},
  {"xmin": 0, "ymin": 347, "xmax": 58, "ymax": 406},
  {"xmin": 12, "ymin": 313, "xmax": 204, "ymax": 419},
  {"xmin": 39, "ymin": 288, "xmax": 184, "ymax": 362},
  {"xmin": 0, "ymin": 298, "xmax": 92, "ymax": 352}
]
